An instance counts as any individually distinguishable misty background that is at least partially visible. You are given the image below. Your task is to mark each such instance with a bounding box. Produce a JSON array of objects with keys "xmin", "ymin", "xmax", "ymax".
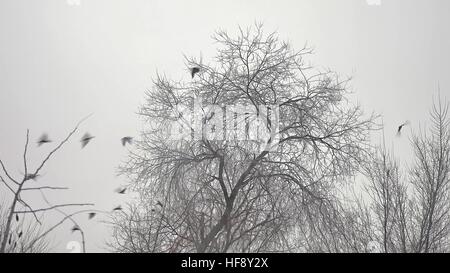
[{"xmin": 0, "ymin": 0, "xmax": 449, "ymax": 252}]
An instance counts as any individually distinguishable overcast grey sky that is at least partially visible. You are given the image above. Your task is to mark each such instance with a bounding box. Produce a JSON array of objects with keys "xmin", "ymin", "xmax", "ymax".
[{"xmin": 1, "ymin": 0, "xmax": 449, "ymax": 252}]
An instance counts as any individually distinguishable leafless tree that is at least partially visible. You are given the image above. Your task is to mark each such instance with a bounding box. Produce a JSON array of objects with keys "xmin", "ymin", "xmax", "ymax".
[
  {"xmin": 317, "ymin": 96, "xmax": 450, "ymax": 253},
  {"xmin": 110, "ymin": 24, "xmax": 376, "ymax": 253},
  {"xmin": 0, "ymin": 117, "xmax": 95, "ymax": 253},
  {"xmin": 408, "ymin": 96, "xmax": 450, "ymax": 252}
]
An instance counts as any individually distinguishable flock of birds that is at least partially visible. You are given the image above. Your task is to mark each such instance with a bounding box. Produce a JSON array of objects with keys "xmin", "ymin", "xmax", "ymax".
[
  {"xmin": 16, "ymin": 66, "xmax": 410, "ymax": 243},
  {"xmin": 35, "ymin": 132, "xmax": 133, "ymax": 233},
  {"xmin": 29, "ymin": 67, "xmax": 203, "ymax": 236}
]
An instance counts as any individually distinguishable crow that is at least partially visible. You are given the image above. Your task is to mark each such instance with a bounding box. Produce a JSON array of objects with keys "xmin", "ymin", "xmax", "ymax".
[
  {"xmin": 112, "ymin": 205, "xmax": 122, "ymax": 212},
  {"xmin": 115, "ymin": 187, "xmax": 126, "ymax": 194},
  {"xmin": 25, "ymin": 173, "xmax": 39, "ymax": 181},
  {"xmin": 190, "ymin": 67, "xmax": 200, "ymax": 78},
  {"xmin": 71, "ymin": 225, "xmax": 81, "ymax": 233},
  {"xmin": 37, "ymin": 133, "xmax": 52, "ymax": 146},
  {"xmin": 121, "ymin": 137, "xmax": 133, "ymax": 147},
  {"xmin": 397, "ymin": 121, "xmax": 410, "ymax": 136},
  {"xmin": 81, "ymin": 133, "xmax": 95, "ymax": 148}
]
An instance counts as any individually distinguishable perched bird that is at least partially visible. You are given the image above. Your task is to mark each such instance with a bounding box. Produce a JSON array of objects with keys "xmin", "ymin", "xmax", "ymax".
[
  {"xmin": 37, "ymin": 133, "xmax": 52, "ymax": 146},
  {"xmin": 156, "ymin": 201, "xmax": 163, "ymax": 208},
  {"xmin": 25, "ymin": 173, "xmax": 39, "ymax": 181},
  {"xmin": 397, "ymin": 121, "xmax": 410, "ymax": 136},
  {"xmin": 112, "ymin": 205, "xmax": 122, "ymax": 212},
  {"xmin": 15, "ymin": 214, "xmax": 19, "ymax": 222},
  {"xmin": 115, "ymin": 187, "xmax": 127, "ymax": 194},
  {"xmin": 81, "ymin": 133, "xmax": 95, "ymax": 148},
  {"xmin": 71, "ymin": 225, "xmax": 81, "ymax": 233},
  {"xmin": 121, "ymin": 137, "xmax": 133, "ymax": 147},
  {"xmin": 88, "ymin": 213, "xmax": 96, "ymax": 220},
  {"xmin": 190, "ymin": 67, "xmax": 200, "ymax": 78}
]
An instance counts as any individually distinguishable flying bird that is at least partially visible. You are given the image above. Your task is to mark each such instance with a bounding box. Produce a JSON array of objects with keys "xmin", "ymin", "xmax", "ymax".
[
  {"xmin": 37, "ymin": 133, "xmax": 52, "ymax": 146},
  {"xmin": 190, "ymin": 67, "xmax": 200, "ymax": 78},
  {"xmin": 112, "ymin": 205, "xmax": 122, "ymax": 212},
  {"xmin": 115, "ymin": 187, "xmax": 127, "ymax": 194},
  {"xmin": 121, "ymin": 137, "xmax": 133, "ymax": 147},
  {"xmin": 397, "ymin": 121, "xmax": 410, "ymax": 136},
  {"xmin": 88, "ymin": 213, "xmax": 96, "ymax": 220},
  {"xmin": 81, "ymin": 133, "xmax": 95, "ymax": 148},
  {"xmin": 71, "ymin": 225, "xmax": 81, "ymax": 233}
]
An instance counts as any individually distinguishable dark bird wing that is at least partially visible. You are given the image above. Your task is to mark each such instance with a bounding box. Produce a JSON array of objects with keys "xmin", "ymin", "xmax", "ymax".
[
  {"xmin": 121, "ymin": 137, "xmax": 133, "ymax": 146},
  {"xmin": 71, "ymin": 225, "xmax": 80, "ymax": 233},
  {"xmin": 190, "ymin": 67, "xmax": 200, "ymax": 78},
  {"xmin": 37, "ymin": 133, "xmax": 51, "ymax": 146},
  {"xmin": 115, "ymin": 187, "xmax": 126, "ymax": 194},
  {"xmin": 81, "ymin": 133, "xmax": 94, "ymax": 148}
]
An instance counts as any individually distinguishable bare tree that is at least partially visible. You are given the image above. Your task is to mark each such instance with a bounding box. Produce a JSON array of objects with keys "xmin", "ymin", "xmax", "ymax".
[
  {"xmin": 319, "ymin": 96, "xmax": 450, "ymax": 253},
  {"xmin": 110, "ymin": 24, "xmax": 376, "ymax": 253},
  {"xmin": 409, "ymin": 96, "xmax": 450, "ymax": 252},
  {"xmin": 0, "ymin": 117, "xmax": 95, "ymax": 253}
]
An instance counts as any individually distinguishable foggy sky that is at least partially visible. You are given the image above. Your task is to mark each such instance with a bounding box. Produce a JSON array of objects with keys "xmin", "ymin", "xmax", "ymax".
[{"xmin": 0, "ymin": 0, "xmax": 449, "ymax": 252}]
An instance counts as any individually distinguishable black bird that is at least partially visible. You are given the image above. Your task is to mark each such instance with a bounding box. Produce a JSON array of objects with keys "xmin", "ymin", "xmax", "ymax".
[
  {"xmin": 16, "ymin": 214, "xmax": 19, "ymax": 222},
  {"xmin": 71, "ymin": 225, "xmax": 81, "ymax": 233},
  {"xmin": 88, "ymin": 213, "xmax": 96, "ymax": 220},
  {"xmin": 25, "ymin": 173, "xmax": 39, "ymax": 181},
  {"xmin": 8, "ymin": 234, "xmax": 12, "ymax": 245},
  {"xmin": 37, "ymin": 133, "xmax": 52, "ymax": 146},
  {"xmin": 121, "ymin": 137, "xmax": 133, "ymax": 147},
  {"xmin": 81, "ymin": 133, "xmax": 95, "ymax": 148},
  {"xmin": 18, "ymin": 231, "xmax": 23, "ymax": 238},
  {"xmin": 156, "ymin": 201, "xmax": 163, "ymax": 208},
  {"xmin": 115, "ymin": 187, "xmax": 126, "ymax": 194},
  {"xmin": 190, "ymin": 67, "xmax": 200, "ymax": 78},
  {"xmin": 397, "ymin": 121, "xmax": 410, "ymax": 136},
  {"xmin": 112, "ymin": 205, "xmax": 122, "ymax": 212}
]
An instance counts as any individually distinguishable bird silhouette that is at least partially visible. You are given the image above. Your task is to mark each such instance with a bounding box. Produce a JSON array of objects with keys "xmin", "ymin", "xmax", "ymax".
[
  {"xmin": 18, "ymin": 231, "xmax": 23, "ymax": 238},
  {"xmin": 25, "ymin": 173, "xmax": 39, "ymax": 181},
  {"xmin": 71, "ymin": 225, "xmax": 81, "ymax": 233},
  {"xmin": 37, "ymin": 133, "xmax": 52, "ymax": 146},
  {"xmin": 397, "ymin": 121, "xmax": 410, "ymax": 136},
  {"xmin": 190, "ymin": 67, "xmax": 200, "ymax": 78},
  {"xmin": 121, "ymin": 137, "xmax": 133, "ymax": 147},
  {"xmin": 112, "ymin": 205, "xmax": 122, "ymax": 212},
  {"xmin": 115, "ymin": 187, "xmax": 126, "ymax": 194},
  {"xmin": 15, "ymin": 214, "xmax": 19, "ymax": 222},
  {"xmin": 88, "ymin": 213, "xmax": 96, "ymax": 220},
  {"xmin": 81, "ymin": 133, "xmax": 95, "ymax": 148}
]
